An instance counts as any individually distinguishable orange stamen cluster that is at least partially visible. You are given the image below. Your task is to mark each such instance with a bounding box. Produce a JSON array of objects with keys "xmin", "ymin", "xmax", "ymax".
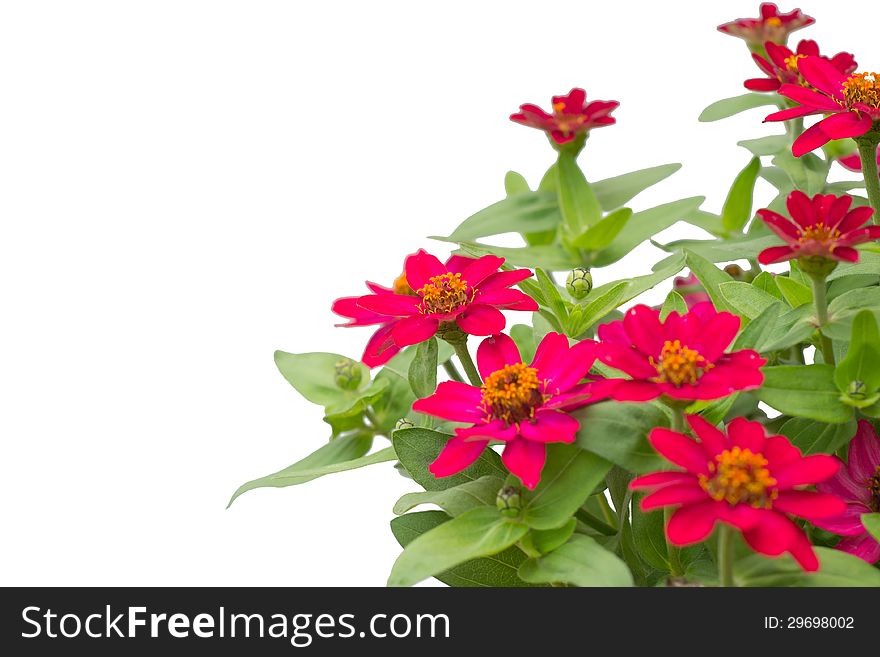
[
  {"xmin": 842, "ymin": 72, "xmax": 880, "ymax": 109},
  {"xmin": 765, "ymin": 16, "xmax": 783, "ymax": 27},
  {"xmin": 784, "ymin": 54, "xmax": 804, "ymax": 73},
  {"xmin": 699, "ymin": 447, "xmax": 778, "ymax": 508},
  {"xmin": 651, "ymin": 340, "xmax": 712, "ymax": 387},
  {"xmin": 798, "ymin": 222, "xmax": 841, "ymax": 246},
  {"xmin": 417, "ymin": 272, "xmax": 472, "ymax": 315},
  {"xmin": 480, "ymin": 363, "xmax": 544, "ymax": 424},
  {"xmin": 393, "ymin": 272, "xmax": 414, "ymax": 296}
]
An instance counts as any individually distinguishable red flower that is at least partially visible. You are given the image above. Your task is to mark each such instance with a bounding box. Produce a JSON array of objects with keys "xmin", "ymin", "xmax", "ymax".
[
  {"xmin": 718, "ymin": 3, "xmax": 814, "ymax": 47},
  {"xmin": 510, "ymin": 88, "xmax": 619, "ymax": 145},
  {"xmin": 814, "ymin": 420, "xmax": 880, "ymax": 564},
  {"xmin": 757, "ymin": 190, "xmax": 879, "ymax": 265},
  {"xmin": 632, "ymin": 415, "xmax": 845, "ymax": 571},
  {"xmin": 765, "ymin": 58, "xmax": 880, "ymax": 156},
  {"xmin": 594, "ymin": 302, "xmax": 765, "ymax": 402},
  {"xmin": 335, "ymin": 250, "xmax": 537, "ymax": 368},
  {"xmin": 838, "ymin": 145, "xmax": 880, "ymax": 176},
  {"xmin": 745, "ymin": 40, "xmax": 856, "ymax": 92},
  {"xmin": 412, "ymin": 333, "xmax": 606, "ymax": 489}
]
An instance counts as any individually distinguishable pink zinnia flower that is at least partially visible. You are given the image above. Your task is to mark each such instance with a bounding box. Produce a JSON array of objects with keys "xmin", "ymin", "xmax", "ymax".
[
  {"xmin": 510, "ymin": 88, "xmax": 619, "ymax": 146},
  {"xmin": 838, "ymin": 146, "xmax": 880, "ymax": 176},
  {"xmin": 412, "ymin": 333, "xmax": 606, "ymax": 489},
  {"xmin": 757, "ymin": 190, "xmax": 879, "ymax": 265},
  {"xmin": 335, "ymin": 250, "xmax": 537, "ymax": 368},
  {"xmin": 594, "ymin": 302, "xmax": 766, "ymax": 402},
  {"xmin": 813, "ymin": 420, "xmax": 880, "ymax": 564},
  {"xmin": 765, "ymin": 58, "xmax": 880, "ymax": 156},
  {"xmin": 632, "ymin": 415, "xmax": 845, "ymax": 571},
  {"xmin": 718, "ymin": 3, "xmax": 814, "ymax": 47},
  {"xmin": 745, "ymin": 40, "xmax": 856, "ymax": 92}
]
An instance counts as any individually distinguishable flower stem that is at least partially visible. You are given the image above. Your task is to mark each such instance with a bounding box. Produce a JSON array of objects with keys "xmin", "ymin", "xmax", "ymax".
[
  {"xmin": 717, "ymin": 524, "xmax": 735, "ymax": 587},
  {"xmin": 442, "ymin": 359, "xmax": 464, "ymax": 383},
  {"xmin": 809, "ymin": 273, "xmax": 835, "ymax": 366},
  {"xmin": 664, "ymin": 403, "xmax": 687, "ymax": 577},
  {"xmin": 448, "ymin": 339, "xmax": 482, "ymax": 387},
  {"xmin": 856, "ymin": 136, "xmax": 880, "ymax": 224}
]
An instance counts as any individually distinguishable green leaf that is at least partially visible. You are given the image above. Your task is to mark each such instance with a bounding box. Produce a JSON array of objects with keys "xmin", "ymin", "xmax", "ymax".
[
  {"xmin": 504, "ymin": 170, "xmax": 530, "ymax": 196},
  {"xmin": 389, "ymin": 511, "xmax": 538, "ymax": 587},
  {"xmin": 751, "ymin": 271, "xmax": 783, "ymax": 299},
  {"xmin": 592, "ymin": 163, "xmax": 681, "ymax": 211},
  {"xmin": 722, "ymin": 157, "xmax": 761, "ymax": 232},
  {"xmin": 521, "ymin": 444, "xmax": 611, "ymax": 530},
  {"xmin": 631, "ymin": 503, "xmax": 671, "ymax": 571},
  {"xmin": 573, "ymin": 401, "xmax": 669, "ymax": 473},
  {"xmin": 761, "ymin": 305, "xmax": 816, "ymax": 352},
  {"xmin": 737, "ymin": 135, "xmax": 789, "ymax": 156},
  {"xmin": 510, "ymin": 324, "xmax": 537, "ymax": 364},
  {"xmin": 659, "ymin": 234, "xmax": 779, "ymax": 263},
  {"xmin": 407, "ymin": 337, "xmax": 439, "ymax": 399},
  {"xmin": 778, "ymin": 417, "xmax": 857, "ymax": 455},
  {"xmin": 518, "ymin": 535, "xmax": 634, "ymax": 586},
  {"xmin": 776, "ymin": 276, "xmax": 813, "ymax": 308},
  {"xmin": 756, "ymin": 365, "xmax": 851, "ymax": 423},
  {"xmin": 732, "ymin": 302, "xmax": 782, "ymax": 351},
  {"xmin": 699, "ymin": 93, "xmax": 781, "ymax": 122},
  {"xmin": 274, "ymin": 351, "xmax": 370, "ymax": 410},
  {"xmin": 392, "ymin": 427, "xmax": 506, "ymax": 491},
  {"xmin": 834, "ymin": 309, "xmax": 880, "ymax": 394},
  {"xmin": 660, "ymin": 290, "xmax": 688, "ymax": 320},
  {"xmin": 571, "ymin": 207, "xmax": 632, "ymax": 250},
  {"xmin": 719, "ymin": 281, "xmax": 778, "ymax": 320},
  {"xmin": 827, "ymin": 251, "xmax": 880, "ymax": 280},
  {"xmin": 393, "ymin": 475, "xmax": 504, "ymax": 517},
  {"xmin": 227, "ymin": 435, "xmax": 382, "ymax": 507},
  {"xmin": 322, "ymin": 378, "xmax": 390, "ymax": 436},
  {"xmin": 388, "ymin": 506, "xmax": 529, "ymax": 586},
  {"xmin": 564, "ymin": 281, "xmax": 629, "ymax": 337},
  {"xmin": 589, "ymin": 253, "xmax": 687, "ymax": 309},
  {"xmin": 593, "ymin": 197, "xmax": 705, "ymax": 266},
  {"xmin": 557, "ymin": 151, "xmax": 601, "ymax": 235},
  {"xmin": 685, "ymin": 250, "xmax": 735, "ymax": 313},
  {"xmin": 443, "ymin": 192, "xmax": 560, "ymax": 242},
  {"xmin": 452, "ymin": 241, "xmax": 578, "ymax": 271},
  {"xmin": 735, "ymin": 547, "xmax": 880, "ymax": 587},
  {"xmin": 772, "ymin": 151, "xmax": 829, "ymax": 196},
  {"xmin": 862, "ymin": 513, "xmax": 880, "ymax": 542},
  {"xmin": 535, "ymin": 268, "xmax": 568, "ymax": 323},
  {"xmin": 522, "ymin": 518, "xmax": 577, "ymax": 555}
]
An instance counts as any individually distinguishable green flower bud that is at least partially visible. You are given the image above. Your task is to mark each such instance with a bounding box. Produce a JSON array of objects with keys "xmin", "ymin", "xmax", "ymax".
[
  {"xmin": 847, "ymin": 380, "xmax": 867, "ymax": 401},
  {"xmin": 796, "ymin": 256, "xmax": 837, "ymax": 278},
  {"xmin": 566, "ymin": 268, "xmax": 593, "ymax": 300},
  {"xmin": 496, "ymin": 485, "xmax": 523, "ymax": 518},
  {"xmin": 395, "ymin": 417, "xmax": 414, "ymax": 431},
  {"xmin": 334, "ymin": 358, "xmax": 362, "ymax": 390}
]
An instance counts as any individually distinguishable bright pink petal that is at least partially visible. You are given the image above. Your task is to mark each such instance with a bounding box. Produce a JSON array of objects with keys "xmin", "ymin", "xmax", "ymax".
[
  {"xmin": 595, "ymin": 343, "xmax": 657, "ymax": 378},
  {"xmin": 792, "ymin": 121, "xmax": 831, "ymax": 157},
  {"xmin": 816, "ymin": 111, "xmax": 873, "ymax": 140},
  {"xmin": 649, "ymin": 428, "xmax": 711, "ymax": 475},
  {"xmin": 831, "ymin": 246, "xmax": 860, "ymax": 262},
  {"xmin": 391, "ymin": 315, "xmax": 438, "ymax": 347},
  {"xmin": 758, "ymin": 244, "xmax": 796, "ymax": 264},
  {"xmin": 773, "ymin": 490, "xmax": 847, "ymax": 520},
  {"xmin": 757, "ymin": 209, "xmax": 799, "ymax": 241},
  {"xmin": 623, "ymin": 305, "xmax": 665, "ymax": 356},
  {"xmin": 786, "ymin": 190, "xmax": 815, "ymax": 227},
  {"xmin": 691, "ymin": 312, "xmax": 741, "ymax": 362},
  {"xmin": 727, "ymin": 417, "xmax": 766, "ymax": 452},
  {"xmin": 455, "ymin": 419, "xmax": 517, "ymax": 443},
  {"xmin": 605, "ymin": 379, "xmax": 661, "ymax": 402},
  {"xmin": 332, "ymin": 296, "xmax": 388, "ymax": 326},
  {"xmin": 404, "ymin": 250, "xmax": 446, "ymax": 291},
  {"xmin": 412, "ymin": 381, "xmax": 484, "ymax": 422},
  {"xmin": 361, "ymin": 323, "xmax": 400, "ymax": 367},
  {"xmin": 459, "ymin": 255, "xmax": 504, "ymax": 287},
  {"xmin": 640, "ymin": 483, "xmax": 708, "ymax": 510},
  {"xmin": 456, "ymin": 304, "xmax": 505, "ymax": 336},
  {"xmin": 763, "ymin": 434, "xmax": 802, "ymax": 468},
  {"xmin": 518, "ymin": 410, "xmax": 579, "ymax": 444},
  {"xmin": 810, "ymin": 502, "xmax": 871, "ymax": 536},
  {"xmin": 687, "ymin": 414, "xmax": 728, "ymax": 457},
  {"xmin": 798, "ymin": 56, "xmax": 847, "ymax": 98},
  {"xmin": 765, "ymin": 105, "xmax": 821, "ymax": 122},
  {"xmin": 478, "ymin": 268, "xmax": 533, "ymax": 290},
  {"xmin": 502, "ymin": 438, "xmax": 546, "ymax": 490},
  {"xmin": 848, "ymin": 419, "xmax": 880, "ymax": 479},
  {"xmin": 357, "ymin": 293, "xmax": 420, "ymax": 317},
  {"xmin": 476, "ymin": 333, "xmax": 522, "ymax": 380},
  {"xmin": 836, "ymin": 533, "xmax": 880, "ymax": 564},
  {"xmin": 773, "ymin": 454, "xmax": 840, "ymax": 489},
  {"xmin": 545, "ymin": 339, "xmax": 597, "ymax": 393},
  {"xmin": 530, "ymin": 332, "xmax": 569, "ymax": 381},
  {"xmin": 429, "ymin": 435, "xmax": 489, "ymax": 478},
  {"xmin": 838, "ymin": 206, "xmax": 876, "ymax": 233},
  {"xmin": 666, "ymin": 500, "xmax": 719, "ymax": 545},
  {"xmin": 787, "ymin": 522, "xmax": 821, "ymax": 571},
  {"xmin": 444, "ymin": 254, "xmax": 473, "ymax": 274},
  {"xmin": 630, "ymin": 471, "xmax": 694, "ymax": 489},
  {"xmin": 817, "ymin": 458, "xmax": 871, "ymax": 504},
  {"xmin": 476, "ymin": 288, "xmax": 539, "ymax": 310},
  {"xmin": 777, "ymin": 83, "xmax": 842, "ymax": 111},
  {"xmin": 745, "ymin": 77, "xmax": 780, "ymax": 92},
  {"xmin": 742, "ymin": 510, "xmax": 798, "ymax": 556}
]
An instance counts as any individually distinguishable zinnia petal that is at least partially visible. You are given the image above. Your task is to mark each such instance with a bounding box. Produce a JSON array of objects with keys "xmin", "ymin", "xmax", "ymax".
[
  {"xmin": 391, "ymin": 315, "xmax": 439, "ymax": 347},
  {"xmin": 792, "ymin": 121, "xmax": 831, "ymax": 157},
  {"xmin": 476, "ymin": 333, "xmax": 522, "ymax": 380},
  {"xmin": 623, "ymin": 305, "xmax": 665, "ymax": 356},
  {"xmin": 501, "ymin": 438, "xmax": 546, "ymax": 490},
  {"xmin": 357, "ymin": 293, "xmax": 421, "ymax": 317},
  {"xmin": 758, "ymin": 245, "xmax": 796, "ymax": 265},
  {"xmin": 666, "ymin": 500, "xmax": 718, "ymax": 545},
  {"xmin": 460, "ymin": 255, "xmax": 505, "ymax": 287},
  {"xmin": 362, "ymin": 323, "xmax": 401, "ymax": 367},
  {"xmin": 649, "ymin": 428, "xmax": 711, "ymax": 475},
  {"xmin": 687, "ymin": 414, "xmax": 728, "ymax": 456},
  {"xmin": 848, "ymin": 419, "xmax": 880, "ymax": 479},
  {"xmin": 640, "ymin": 483, "xmax": 708, "ymax": 510},
  {"xmin": 773, "ymin": 490, "xmax": 847, "ymax": 520},
  {"xmin": 798, "ymin": 56, "xmax": 847, "ymax": 98},
  {"xmin": 773, "ymin": 453, "xmax": 840, "ymax": 489},
  {"xmin": 816, "ymin": 111, "xmax": 873, "ymax": 140},
  {"xmin": 404, "ymin": 249, "xmax": 446, "ymax": 291},
  {"xmin": 518, "ymin": 410, "xmax": 579, "ymax": 444},
  {"xmin": 429, "ymin": 435, "xmax": 489, "ymax": 478},
  {"xmin": 456, "ymin": 304, "xmax": 506, "ymax": 335},
  {"xmin": 412, "ymin": 381, "xmax": 483, "ymax": 422}
]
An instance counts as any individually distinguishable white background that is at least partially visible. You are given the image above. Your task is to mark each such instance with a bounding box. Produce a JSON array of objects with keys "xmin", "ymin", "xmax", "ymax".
[{"xmin": 1, "ymin": 1, "xmax": 874, "ymax": 586}]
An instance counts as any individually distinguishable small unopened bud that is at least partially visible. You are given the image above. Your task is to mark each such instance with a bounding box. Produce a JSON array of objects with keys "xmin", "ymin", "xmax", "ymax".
[
  {"xmin": 566, "ymin": 268, "xmax": 593, "ymax": 300},
  {"xmin": 723, "ymin": 264, "xmax": 745, "ymax": 279},
  {"xmin": 847, "ymin": 380, "xmax": 867, "ymax": 400},
  {"xmin": 334, "ymin": 358, "xmax": 362, "ymax": 390},
  {"xmin": 496, "ymin": 486, "xmax": 522, "ymax": 518},
  {"xmin": 395, "ymin": 417, "xmax": 414, "ymax": 431}
]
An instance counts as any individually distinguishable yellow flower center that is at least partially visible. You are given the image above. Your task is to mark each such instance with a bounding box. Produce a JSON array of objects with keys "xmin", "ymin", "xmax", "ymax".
[
  {"xmin": 784, "ymin": 54, "xmax": 804, "ymax": 73},
  {"xmin": 417, "ymin": 272, "xmax": 472, "ymax": 315},
  {"xmin": 650, "ymin": 340, "xmax": 713, "ymax": 387},
  {"xmin": 765, "ymin": 17, "xmax": 783, "ymax": 27},
  {"xmin": 842, "ymin": 72, "xmax": 880, "ymax": 109},
  {"xmin": 393, "ymin": 272, "xmax": 414, "ymax": 296},
  {"xmin": 798, "ymin": 222, "xmax": 841, "ymax": 245},
  {"xmin": 699, "ymin": 447, "xmax": 778, "ymax": 508},
  {"xmin": 480, "ymin": 363, "xmax": 544, "ymax": 424}
]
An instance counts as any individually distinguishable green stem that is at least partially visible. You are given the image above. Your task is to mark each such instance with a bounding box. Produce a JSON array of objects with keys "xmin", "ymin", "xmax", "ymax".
[
  {"xmin": 448, "ymin": 339, "xmax": 482, "ymax": 387},
  {"xmin": 856, "ymin": 136, "xmax": 880, "ymax": 224},
  {"xmin": 597, "ymin": 493, "xmax": 617, "ymax": 525},
  {"xmin": 442, "ymin": 359, "xmax": 464, "ymax": 383},
  {"xmin": 809, "ymin": 273, "xmax": 835, "ymax": 366},
  {"xmin": 664, "ymin": 403, "xmax": 687, "ymax": 577},
  {"xmin": 786, "ymin": 116, "xmax": 804, "ymax": 143},
  {"xmin": 575, "ymin": 508, "xmax": 617, "ymax": 536},
  {"xmin": 718, "ymin": 524, "xmax": 735, "ymax": 587}
]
